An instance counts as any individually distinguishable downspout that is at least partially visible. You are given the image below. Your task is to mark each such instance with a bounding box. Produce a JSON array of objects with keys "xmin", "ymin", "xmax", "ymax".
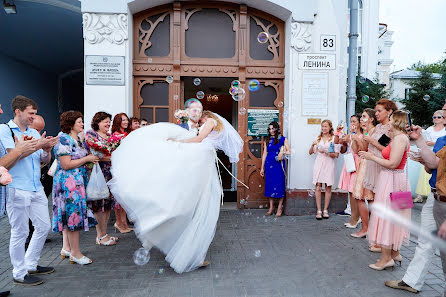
[{"xmin": 347, "ymin": 0, "xmax": 359, "ymax": 122}]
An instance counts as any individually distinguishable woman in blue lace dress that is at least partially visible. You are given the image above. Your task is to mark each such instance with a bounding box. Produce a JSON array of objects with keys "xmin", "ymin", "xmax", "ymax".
[{"xmin": 260, "ymin": 121, "xmax": 290, "ymax": 217}]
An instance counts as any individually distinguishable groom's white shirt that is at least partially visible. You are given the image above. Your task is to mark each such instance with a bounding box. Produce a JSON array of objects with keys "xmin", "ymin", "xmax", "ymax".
[{"xmin": 187, "ymin": 120, "xmax": 199, "ymax": 136}]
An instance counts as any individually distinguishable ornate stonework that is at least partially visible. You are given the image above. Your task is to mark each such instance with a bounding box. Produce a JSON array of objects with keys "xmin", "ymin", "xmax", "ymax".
[
  {"xmin": 290, "ymin": 20, "xmax": 311, "ymax": 52},
  {"xmin": 83, "ymin": 13, "xmax": 128, "ymax": 45}
]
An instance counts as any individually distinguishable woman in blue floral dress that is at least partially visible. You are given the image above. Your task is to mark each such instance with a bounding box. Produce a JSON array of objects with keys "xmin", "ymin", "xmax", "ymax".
[
  {"xmin": 53, "ymin": 111, "xmax": 99, "ymax": 265},
  {"xmin": 260, "ymin": 121, "xmax": 290, "ymax": 217}
]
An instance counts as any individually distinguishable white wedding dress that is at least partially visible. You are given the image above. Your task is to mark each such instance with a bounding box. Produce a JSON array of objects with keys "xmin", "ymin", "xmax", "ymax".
[{"xmin": 109, "ymin": 115, "xmax": 243, "ymax": 273}]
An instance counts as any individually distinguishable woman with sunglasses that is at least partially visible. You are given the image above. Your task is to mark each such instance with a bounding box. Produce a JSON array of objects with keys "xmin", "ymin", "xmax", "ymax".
[
  {"xmin": 414, "ymin": 110, "xmax": 446, "ymax": 203},
  {"xmin": 260, "ymin": 121, "xmax": 290, "ymax": 217}
]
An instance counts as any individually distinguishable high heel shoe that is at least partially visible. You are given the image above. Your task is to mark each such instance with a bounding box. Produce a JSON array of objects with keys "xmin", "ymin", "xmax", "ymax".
[
  {"xmin": 369, "ymin": 246, "xmax": 382, "ymax": 253},
  {"xmin": 345, "ymin": 218, "xmax": 362, "ymax": 229},
  {"xmin": 114, "ymin": 223, "xmax": 133, "ymax": 234},
  {"xmin": 60, "ymin": 249, "xmax": 71, "ymax": 259},
  {"xmin": 393, "ymin": 254, "xmax": 402, "ymax": 266},
  {"xmin": 350, "ymin": 232, "xmax": 367, "ymax": 238},
  {"xmin": 70, "ymin": 255, "xmax": 92, "ymax": 265},
  {"xmin": 369, "ymin": 259, "xmax": 395, "ymax": 271}
]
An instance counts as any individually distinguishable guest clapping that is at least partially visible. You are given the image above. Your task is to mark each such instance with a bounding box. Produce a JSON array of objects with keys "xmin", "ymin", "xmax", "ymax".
[
  {"xmin": 359, "ymin": 110, "xmax": 411, "ymax": 271},
  {"xmin": 260, "ymin": 121, "xmax": 290, "ymax": 217},
  {"xmin": 111, "ymin": 113, "xmax": 133, "ymax": 233},
  {"xmin": 52, "ymin": 111, "xmax": 99, "ymax": 265},
  {"xmin": 309, "ymin": 120, "xmax": 340, "ymax": 220},
  {"xmin": 85, "ymin": 112, "xmax": 118, "ymax": 246}
]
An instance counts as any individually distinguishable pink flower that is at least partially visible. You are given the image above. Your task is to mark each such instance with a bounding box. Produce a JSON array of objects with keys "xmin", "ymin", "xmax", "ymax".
[
  {"xmin": 68, "ymin": 212, "xmax": 80, "ymax": 227},
  {"xmin": 65, "ymin": 176, "xmax": 77, "ymax": 192},
  {"xmin": 0, "ymin": 167, "xmax": 12, "ymax": 186}
]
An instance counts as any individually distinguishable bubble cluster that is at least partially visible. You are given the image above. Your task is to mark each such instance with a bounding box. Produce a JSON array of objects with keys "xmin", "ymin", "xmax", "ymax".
[
  {"xmin": 196, "ymin": 91, "xmax": 205, "ymax": 100},
  {"xmin": 165, "ymin": 76, "xmax": 174, "ymax": 84},
  {"xmin": 257, "ymin": 32, "xmax": 269, "ymax": 44},
  {"xmin": 248, "ymin": 79, "xmax": 260, "ymax": 92},
  {"xmin": 193, "ymin": 78, "xmax": 201, "ymax": 86},
  {"xmin": 133, "ymin": 248, "xmax": 150, "ymax": 266}
]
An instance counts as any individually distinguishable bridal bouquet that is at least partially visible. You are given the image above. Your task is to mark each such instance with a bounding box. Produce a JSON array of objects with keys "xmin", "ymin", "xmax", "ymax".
[{"xmin": 174, "ymin": 109, "xmax": 189, "ymax": 124}]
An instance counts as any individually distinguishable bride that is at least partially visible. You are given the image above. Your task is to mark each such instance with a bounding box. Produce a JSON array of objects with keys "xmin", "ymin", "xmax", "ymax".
[{"xmin": 109, "ymin": 110, "xmax": 243, "ymax": 273}]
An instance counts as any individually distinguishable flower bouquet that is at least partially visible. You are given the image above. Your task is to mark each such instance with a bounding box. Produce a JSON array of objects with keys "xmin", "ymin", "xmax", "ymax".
[
  {"xmin": 174, "ymin": 109, "xmax": 189, "ymax": 124},
  {"xmin": 108, "ymin": 134, "xmax": 125, "ymax": 152},
  {"xmin": 85, "ymin": 136, "xmax": 111, "ymax": 170}
]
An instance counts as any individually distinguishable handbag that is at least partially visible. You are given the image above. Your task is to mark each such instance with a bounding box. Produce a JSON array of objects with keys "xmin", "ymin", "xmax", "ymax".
[
  {"xmin": 390, "ymin": 163, "xmax": 413, "ymax": 210},
  {"xmin": 47, "ymin": 159, "xmax": 58, "ymax": 177},
  {"xmin": 343, "ymin": 140, "xmax": 356, "ymax": 173}
]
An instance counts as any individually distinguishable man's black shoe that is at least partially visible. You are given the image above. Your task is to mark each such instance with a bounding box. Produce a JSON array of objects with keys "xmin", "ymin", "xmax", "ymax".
[
  {"xmin": 336, "ymin": 210, "xmax": 350, "ymax": 217},
  {"xmin": 28, "ymin": 266, "xmax": 55, "ymax": 275},
  {"xmin": 13, "ymin": 274, "xmax": 44, "ymax": 286},
  {"xmin": 0, "ymin": 291, "xmax": 10, "ymax": 297}
]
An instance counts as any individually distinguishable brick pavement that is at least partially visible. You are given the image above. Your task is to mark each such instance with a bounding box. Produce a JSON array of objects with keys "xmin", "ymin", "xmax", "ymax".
[{"xmin": 0, "ymin": 206, "xmax": 444, "ymax": 297}]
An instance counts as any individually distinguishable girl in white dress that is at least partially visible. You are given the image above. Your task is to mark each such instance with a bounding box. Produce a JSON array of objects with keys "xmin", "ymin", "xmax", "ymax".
[{"xmin": 108, "ymin": 111, "xmax": 243, "ymax": 273}]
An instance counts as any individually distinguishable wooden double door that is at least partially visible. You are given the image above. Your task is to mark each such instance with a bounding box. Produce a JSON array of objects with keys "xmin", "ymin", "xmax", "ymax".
[{"xmin": 132, "ymin": 2, "xmax": 285, "ymax": 208}]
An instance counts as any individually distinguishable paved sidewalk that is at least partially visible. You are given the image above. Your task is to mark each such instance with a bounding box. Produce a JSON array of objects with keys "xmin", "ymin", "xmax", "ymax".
[{"xmin": 0, "ymin": 206, "xmax": 444, "ymax": 297}]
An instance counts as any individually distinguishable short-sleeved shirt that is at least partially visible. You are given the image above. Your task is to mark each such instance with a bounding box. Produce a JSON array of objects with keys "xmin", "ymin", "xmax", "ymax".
[
  {"xmin": 435, "ymin": 145, "xmax": 446, "ymax": 196},
  {"xmin": 429, "ymin": 135, "xmax": 446, "ymax": 189},
  {"xmin": 0, "ymin": 140, "xmax": 7, "ymax": 216},
  {"xmin": 0, "ymin": 120, "xmax": 43, "ymax": 192}
]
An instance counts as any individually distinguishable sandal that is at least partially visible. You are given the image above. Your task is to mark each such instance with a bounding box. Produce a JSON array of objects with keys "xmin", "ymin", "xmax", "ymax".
[
  {"xmin": 322, "ymin": 210, "xmax": 329, "ymax": 219},
  {"xmin": 96, "ymin": 234, "xmax": 117, "ymax": 246},
  {"xmin": 275, "ymin": 210, "xmax": 282, "ymax": 217},
  {"xmin": 265, "ymin": 209, "xmax": 274, "ymax": 216},
  {"xmin": 316, "ymin": 211, "xmax": 322, "ymax": 220},
  {"xmin": 60, "ymin": 249, "xmax": 71, "ymax": 259},
  {"xmin": 70, "ymin": 255, "xmax": 92, "ymax": 265}
]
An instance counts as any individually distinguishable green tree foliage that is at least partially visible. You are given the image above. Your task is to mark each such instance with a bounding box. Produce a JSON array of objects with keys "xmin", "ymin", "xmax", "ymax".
[
  {"xmin": 431, "ymin": 70, "xmax": 446, "ymax": 111},
  {"xmin": 355, "ymin": 77, "xmax": 389, "ymax": 114},
  {"xmin": 409, "ymin": 61, "xmax": 446, "ymax": 74},
  {"xmin": 400, "ymin": 70, "xmax": 439, "ymax": 127}
]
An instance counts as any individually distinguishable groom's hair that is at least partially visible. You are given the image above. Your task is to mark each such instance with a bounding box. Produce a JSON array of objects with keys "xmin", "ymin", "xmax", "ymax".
[{"xmin": 184, "ymin": 98, "xmax": 202, "ymax": 109}]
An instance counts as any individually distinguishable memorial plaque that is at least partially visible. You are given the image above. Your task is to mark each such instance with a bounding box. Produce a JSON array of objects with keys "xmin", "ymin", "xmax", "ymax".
[
  {"xmin": 85, "ymin": 55, "xmax": 125, "ymax": 86},
  {"xmin": 247, "ymin": 109, "xmax": 279, "ymax": 136},
  {"xmin": 302, "ymin": 72, "xmax": 329, "ymax": 116}
]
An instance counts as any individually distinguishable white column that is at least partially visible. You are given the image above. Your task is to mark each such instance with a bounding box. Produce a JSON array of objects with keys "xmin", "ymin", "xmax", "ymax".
[{"xmin": 82, "ymin": 12, "xmax": 131, "ymax": 129}]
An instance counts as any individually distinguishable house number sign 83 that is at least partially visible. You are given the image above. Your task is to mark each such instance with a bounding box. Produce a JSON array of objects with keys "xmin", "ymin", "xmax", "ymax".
[{"xmin": 320, "ymin": 35, "xmax": 336, "ymax": 51}]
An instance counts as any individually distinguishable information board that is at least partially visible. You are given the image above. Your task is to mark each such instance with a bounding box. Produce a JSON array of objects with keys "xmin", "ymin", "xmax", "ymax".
[
  {"xmin": 301, "ymin": 72, "xmax": 329, "ymax": 116},
  {"xmin": 85, "ymin": 55, "xmax": 125, "ymax": 86},
  {"xmin": 247, "ymin": 109, "xmax": 279, "ymax": 136}
]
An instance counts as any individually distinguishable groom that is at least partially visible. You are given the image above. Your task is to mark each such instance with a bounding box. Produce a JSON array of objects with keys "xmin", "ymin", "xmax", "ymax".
[{"xmin": 179, "ymin": 99, "xmax": 202, "ymax": 135}]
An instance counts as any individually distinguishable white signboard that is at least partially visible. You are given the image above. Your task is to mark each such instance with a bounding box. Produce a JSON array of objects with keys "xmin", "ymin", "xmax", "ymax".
[
  {"xmin": 85, "ymin": 55, "xmax": 125, "ymax": 86},
  {"xmin": 302, "ymin": 72, "xmax": 329, "ymax": 116},
  {"xmin": 320, "ymin": 35, "xmax": 336, "ymax": 51},
  {"xmin": 298, "ymin": 54, "xmax": 336, "ymax": 70}
]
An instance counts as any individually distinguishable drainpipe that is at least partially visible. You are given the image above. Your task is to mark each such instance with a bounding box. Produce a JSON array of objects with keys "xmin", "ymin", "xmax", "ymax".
[{"xmin": 347, "ymin": 0, "xmax": 359, "ymax": 122}]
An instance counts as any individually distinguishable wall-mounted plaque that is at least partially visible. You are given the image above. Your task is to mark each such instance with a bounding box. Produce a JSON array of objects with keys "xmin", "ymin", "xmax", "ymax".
[
  {"xmin": 302, "ymin": 72, "xmax": 329, "ymax": 116},
  {"xmin": 85, "ymin": 55, "xmax": 125, "ymax": 86}
]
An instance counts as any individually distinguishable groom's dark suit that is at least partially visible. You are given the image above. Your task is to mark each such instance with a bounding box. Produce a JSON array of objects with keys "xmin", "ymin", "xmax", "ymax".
[{"xmin": 178, "ymin": 122, "xmax": 189, "ymax": 130}]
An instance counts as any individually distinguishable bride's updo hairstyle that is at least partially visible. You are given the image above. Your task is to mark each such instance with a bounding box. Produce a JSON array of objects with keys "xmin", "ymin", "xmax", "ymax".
[{"xmin": 201, "ymin": 110, "xmax": 224, "ymax": 132}]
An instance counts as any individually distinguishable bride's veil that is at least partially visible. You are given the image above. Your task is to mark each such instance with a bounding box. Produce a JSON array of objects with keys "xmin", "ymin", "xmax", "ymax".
[{"xmin": 213, "ymin": 113, "xmax": 244, "ymax": 163}]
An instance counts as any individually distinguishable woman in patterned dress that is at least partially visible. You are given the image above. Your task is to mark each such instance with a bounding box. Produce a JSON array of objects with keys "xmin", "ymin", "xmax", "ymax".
[
  {"xmin": 85, "ymin": 112, "xmax": 118, "ymax": 246},
  {"xmin": 52, "ymin": 111, "xmax": 99, "ymax": 265},
  {"xmin": 260, "ymin": 121, "xmax": 290, "ymax": 217},
  {"xmin": 110, "ymin": 113, "xmax": 133, "ymax": 233}
]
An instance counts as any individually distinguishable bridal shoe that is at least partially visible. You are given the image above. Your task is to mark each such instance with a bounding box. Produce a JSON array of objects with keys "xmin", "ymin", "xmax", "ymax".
[
  {"xmin": 369, "ymin": 259, "xmax": 395, "ymax": 271},
  {"xmin": 60, "ymin": 249, "xmax": 71, "ymax": 259},
  {"xmin": 70, "ymin": 255, "xmax": 92, "ymax": 265}
]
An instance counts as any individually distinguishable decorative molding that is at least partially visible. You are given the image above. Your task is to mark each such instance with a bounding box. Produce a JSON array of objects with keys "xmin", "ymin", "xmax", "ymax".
[
  {"xmin": 250, "ymin": 15, "xmax": 280, "ymax": 60},
  {"xmin": 138, "ymin": 11, "xmax": 170, "ymax": 56},
  {"xmin": 83, "ymin": 13, "xmax": 128, "ymax": 45},
  {"xmin": 290, "ymin": 20, "xmax": 311, "ymax": 52}
]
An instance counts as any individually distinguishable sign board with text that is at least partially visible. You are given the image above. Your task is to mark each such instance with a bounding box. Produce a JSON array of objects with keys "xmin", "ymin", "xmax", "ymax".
[
  {"xmin": 247, "ymin": 109, "xmax": 280, "ymax": 136},
  {"xmin": 320, "ymin": 35, "xmax": 336, "ymax": 51},
  {"xmin": 85, "ymin": 55, "xmax": 125, "ymax": 86},
  {"xmin": 298, "ymin": 54, "xmax": 336, "ymax": 70},
  {"xmin": 301, "ymin": 72, "xmax": 329, "ymax": 116}
]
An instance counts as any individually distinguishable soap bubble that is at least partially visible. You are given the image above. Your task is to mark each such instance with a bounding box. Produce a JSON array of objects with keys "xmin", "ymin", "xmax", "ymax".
[
  {"xmin": 165, "ymin": 76, "xmax": 174, "ymax": 84},
  {"xmin": 133, "ymin": 248, "xmax": 150, "ymax": 266},
  {"xmin": 359, "ymin": 76, "xmax": 366, "ymax": 84},
  {"xmin": 254, "ymin": 250, "xmax": 261, "ymax": 257},
  {"xmin": 229, "ymin": 87, "xmax": 238, "ymax": 96},
  {"xmin": 193, "ymin": 78, "xmax": 201, "ymax": 86},
  {"xmin": 232, "ymin": 88, "xmax": 246, "ymax": 102},
  {"xmin": 239, "ymin": 107, "xmax": 247, "ymax": 116},
  {"xmin": 257, "ymin": 32, "xmax": 269, "ymax": 44},
  {"xmin": 157, "ymin": 268, "xmax": 165, "ymax": 275},
  {"xmin": 196, "ymin": 91, "xmax": 205, "ymax": 100},
  {"xmin": 248, "ymin": 79, "xmax": 260, "ymax": 92},
  {"xmin": 423, "ymin": 94, "xmax": 430, "ymax": 101},
  {"xmin": 259, "ymin": 205, "xmax": 263, "ymax": 209},
  {"xmin": 308, "ymin": 189, "xmax": 315, "ymax": 198},
  {"xmin": 231, "ymin": 80, "xmax": 240, "ymax": 88},
  {"xmin": 362, "ymin": 95, "xmax": 370, "ymax": 103},
  {"xmin": 173, "ymin": 94, "xmax": 179, "ymax": 101},
  {"xmin": 240, "ymin": 199, "xmax": 245, "ymax": 205},
  {"xmin": 277, "ymin": 101, "xmax": 284, "ymax": 108}
]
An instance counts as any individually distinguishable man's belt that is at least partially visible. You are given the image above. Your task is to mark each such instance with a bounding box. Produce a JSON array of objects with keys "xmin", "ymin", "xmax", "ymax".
[{"xmin": 432, "ymin": 188, "xmax": 446, "ymax": 203}]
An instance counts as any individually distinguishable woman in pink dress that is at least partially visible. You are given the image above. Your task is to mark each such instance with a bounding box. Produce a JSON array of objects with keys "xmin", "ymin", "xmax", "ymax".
[
  {"xmin": 309, "ymin": 120, "xmax": 340, "ymax": 220},
  {"xmin": 111, "ymin": 113, "xmax": 133, "ymax": 234},
  {"xmin": 359, "ymin": 110, "xmax": 411, "ymax": 271},
  {"xmin": 351, "ymin": 108, "xmax": 377, "ymax": 238},
  {"xmin": 336, "ymin": 114, "xmax": 362, "ymax": 228}
]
